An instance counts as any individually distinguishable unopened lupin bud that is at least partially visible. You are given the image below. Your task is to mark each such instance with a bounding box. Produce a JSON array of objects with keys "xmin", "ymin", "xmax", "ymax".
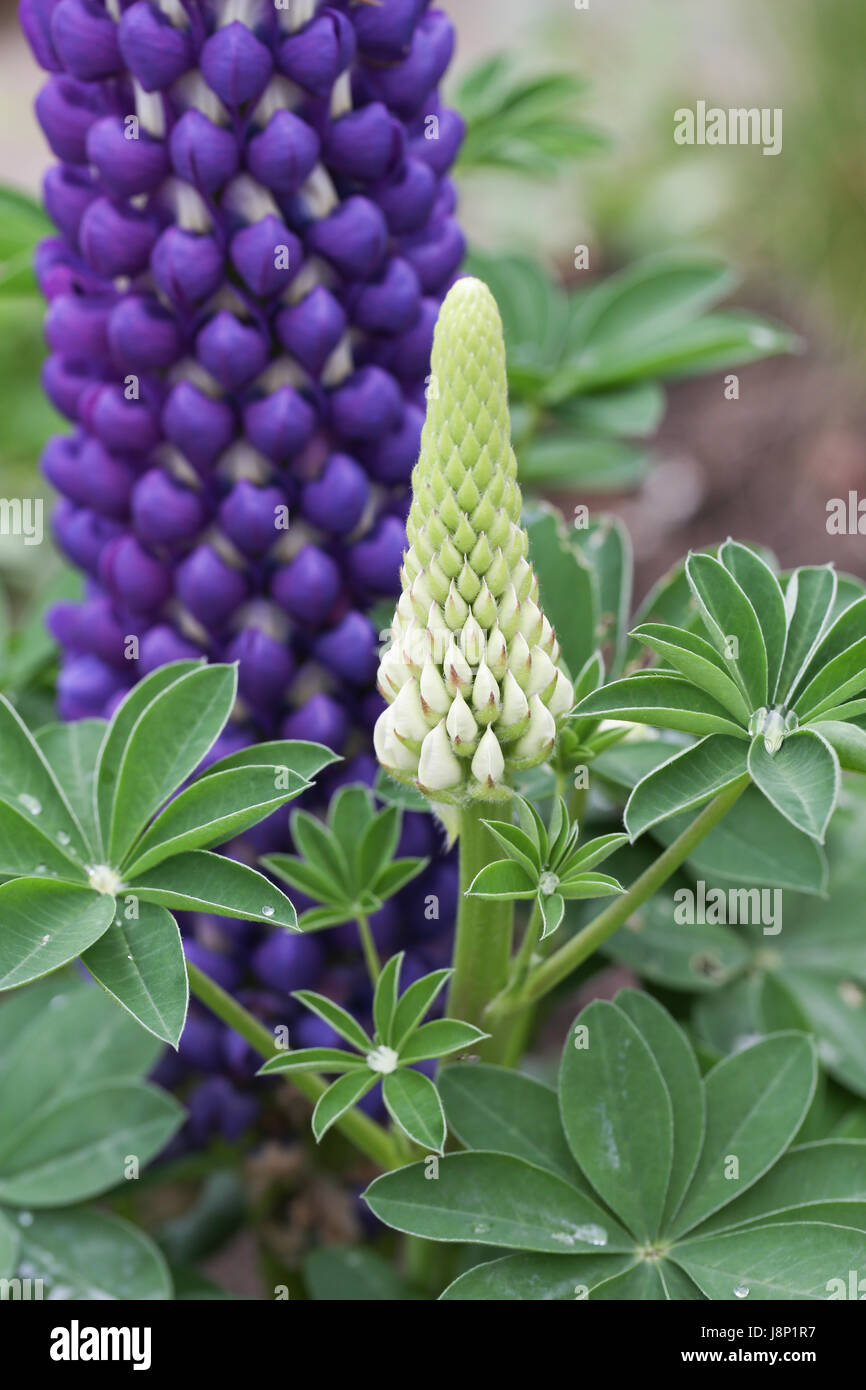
[{"xmin": 374, "ymin": 278, "xmax": 573, "ymax": 802}]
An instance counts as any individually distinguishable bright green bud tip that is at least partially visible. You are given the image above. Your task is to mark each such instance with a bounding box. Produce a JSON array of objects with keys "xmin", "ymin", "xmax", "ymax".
[{"xmin": 375, "ymin": 278, "xmax": 573, "ymax": 805}]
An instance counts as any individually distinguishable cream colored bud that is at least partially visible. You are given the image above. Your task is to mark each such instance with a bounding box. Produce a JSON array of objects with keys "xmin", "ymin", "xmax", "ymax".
[
  {"xmin": 471, "ymin": 726, "xmax": 505, "ymax": 790},
  {"xmin": 471, "ymin": 661, "xmax": 500, "ymax": 724},
  {"xmin": 526, "ymin": 645, "xmax": 557, "ymax": 698},
  {"xmin": 498, "ymin": 585, "xmax": 520, "ymax": 639},
  {"xmin": 378, "ymin": 643, "xmax": 409, "ymax": 700},
  {"xmin": 499, "ymin": 668, "xmax": 530, "ymax": 732},
  {"xmin": 418, "ymin": 719, "xmax": 464, "ymax": 791},
  {"xmin": 512, "ymin": 694, "xmax": 556, "ymax": 761},
  {"xmin": 472, "ymin": 580, "xmax": 498, "ymax": 629},
  {"xmin": 374, "ymin": 706, "xmax": 419, "ymax": 772},
  {"xmin": 461, "ymin": 613, "xmax": 485, "ymax": 666},
  {"xmin": 391, "ymin": 679, "xmax": 430, "ymax": 748},
  {"xmin": 547, "ymin": 667, "xmax": 575, "ymax": 718},
  {"xmin": 444, "ymin": 581, "xmax": 469, "ymax": 630},
  {"xmin": 508, "ymin": 631, "xmax": 533, "ymax": 689},
  {"xmin": 518, "ymin": 598, "xmax": 543, "ymax": 646},
  {"xmin": 485, "ymin": 624, "xmax": 508, "ymax": 678},
  {"xmin": 419, "ymin": 660, "xmax": 450, "ymax": 717},
  {"xmin": 445, "ymin": 690, "xmax": 478, "ymax": 751},
  {"xmin": 444, "ymin": 637, "xmax": 473, "ymax": 696}
]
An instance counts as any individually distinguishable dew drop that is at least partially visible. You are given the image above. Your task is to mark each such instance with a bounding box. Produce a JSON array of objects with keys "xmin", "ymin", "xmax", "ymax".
[
  {"xmin": 472, "ymin": 1222, "xmax": 491, "ymax": 1235},
  {"xmin": 41, "ymin": 935, "xmax": 51, "ymax": 945},
  {"xmin": 572, "ymin": 1223, "xmax": 608, "ymax": 1248},
  {"xmin": 34, "ymin": 864, "xmax": 47, "ymax": 875},
  {"xmin": 19, "ymin": 794, "xmax": 42, "ymax": 816},
  {"xmin": 17, "ymin": 1211, "xmax": 33, "ymax": 1227},
  {"xmin": 57, "ymin": 831, "xmax": 71, "ymax": 847},
  {"xmin": 127, "ymin": 954, "xmax": 134, "ymax": 961},
  {"xmin": 261, "ymin": 905, "xmax": 275, "ymax": 918},
  {"xmin": 733, "ymin": 1283, "xmax": 750, "ymax": 1299}
]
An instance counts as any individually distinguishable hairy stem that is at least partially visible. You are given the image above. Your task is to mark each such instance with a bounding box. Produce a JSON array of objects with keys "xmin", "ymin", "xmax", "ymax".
[
  {"xmin": 446, "ymin": 800, "xmax": 514, "ymax": 1050},
  {"xmin": 187, "ymin": 960, "xmax": 401, "ymax": 1172},
  {"xmin": 484, "ymin": 774, "xmax": 750, "ymax": 1026},
  {"xmin": 356, "ymin": 910, "xmax": 381, "ymax": 987}
]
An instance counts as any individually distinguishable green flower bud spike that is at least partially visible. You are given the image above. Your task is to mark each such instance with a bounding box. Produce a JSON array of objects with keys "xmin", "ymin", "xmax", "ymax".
[{"xmin": 374, "ymin": 278, "xmax": 573, "ymax": 804}]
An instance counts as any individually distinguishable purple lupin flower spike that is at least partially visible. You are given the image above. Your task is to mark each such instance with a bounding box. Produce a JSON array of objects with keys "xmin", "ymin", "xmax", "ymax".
[{"xmin": 26, "ymin": 0, "xmax": 463, "ymax": 1147}]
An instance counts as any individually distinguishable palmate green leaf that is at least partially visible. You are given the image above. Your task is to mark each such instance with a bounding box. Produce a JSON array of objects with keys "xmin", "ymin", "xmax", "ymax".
[
  {"xmin": 0, "ymin": 880, "xmax": 115, "ymax": 989},
  {"xmin": 0, "ymin": 1080, "xmax": 183, "ymax": 1206},
  {"xmin": 199, "ymin": 739, "xmax": 339, "ymax": 782},
  {"xmin": 439, "ymin": 1064, "xmax": 587, "ymax": 1188},
  {"xmin": 123, "ymin": 765, "xmax": 310, "ymax": 876},
  {"xmin": 441, "ymin": 1251, "xmax": 634, "ymax": 1301},
  {"xmin": 561, "ymin": 833, "xmax": 628, "ymax": 876},
  {"xmin": 364, "ymin": 1152, "xmax": 633, "ymax": 1252},
  {"xmin": 0, "ymin": 694, "xmax": 89, "ymax": 858},
  {"xmin": 748, "ymin": 730, "xmax": 839, "ymax": 843},
  {"xmin": 391, "ymin": 969, "xmax": 452, "ymax": 1052},
  {"xmin": 557, "ymin": 872, "xmax": 622, "ymax": 901},
  {"xmin": 399, "ymin": 1019, "xmax": 489, "ymax": 1065},
  {"xmin": 371, "ymin": 857, "xmax": 428, "ymax": 901},
  {"xmin": 291, "ymin": 810, "xmax": 352, "ymax": 892},
  {"xmin": 695, "ymin": 1140, "xmax": 866, "ymax": 1236},
  {"xmin": 629, "ymin": 623, "xmax": 751, "ymax": 722},
  {"xmin": 718, "ymin": 541, "xmax": 788, "ymax": 700},
  {"xmin": 373, "ymin": 952, "xmax": 403, "ymax": 1043},
  {"xmin": 0, "ymin": 797, "xmax": 88, "ymax": 880},
  {"xmin": 686, "ymin": 553, "xmax": 767, "ymax": 709},
  {"xmin": 671, "ymin": 1034, "xmax": 817, "ymax": 1238},
  {"xmin": 382, "ymin": 1069, "xmax": 446, "ymax": 1154},
  {"xmin": 313, "ymin": 1071, "xmax": 377, "ymax": 1142},
  {"xmin": 576, "ymin": 674, "xmax": 747, "ymax": 738},
  {"xmin": 129, "ymin": 851, "xmax": 297, "ymax": 930},
  {"xmin": 466, "ymin": 860, "xmax": 538, "ymax": 900},
  {"xmin": 9, "ymin": 1207, "xmax": 172, "ymax": 1301},
  {"xmin": 262, "ymin": 852, "xmax": 340, "ymax": 906},
  {"xmin": 0, "ymin": 1209, "xmax": 18, "ymax": 1279},
  {"xmin": 625, "ymin": 735, "xmax": 749, "ymax": 840},
  {"xmin": 591, "ymin": 1262, "xmax": 669, "ymax": 1300},
  {"xmin": 330, "ymin": 786, "xmax": 376, "ymax": 861},
  {"xmin": 258, "ymin": 1047, "xmax": 367, "ymax": 1076},
  {"xmin": 35, "ymin": 719, "xmax": 105, "ymax": 852},
  {"xmin": 538, "ymin": 892, "xmax": 565, "ymax": 939},
  {"xmin": 357, "ymin": 806, "xmax": 401, "ymax": 891},
  {"xmin": 93, "ymin": 659, "xmax": 202, "ymax": 847},
  {"xmin": 108, "ymin": 664, "xmax": 237, "ymax": 863},
  {"xmin": 793, "ymin": 635, "xmax": 866, "ymax": 720},
  {"xmin": 480, "ymin": 819, "xmax": 542, "ymax": 879},
  {"xmin": 293, "ymin": 989, "xmax": 371, "ymax": 1053},
  {"xmin": 775, "ymin": 565, "xmax": 837, "ymax": 703},
  {"xmin": 615, "ymin": 991, "xmax": 705, "ymax": 1228},
  {"xmin": 674, "ymin": 1222, "xmax": 865, "ymax": 1301},
  {"xmin": 559, "ymin": 1001, "xmax": 673, "ymax": 1242},
  {"xmin": 81, "ymin": 904, "xmax": 188, "ymax": 1047}
]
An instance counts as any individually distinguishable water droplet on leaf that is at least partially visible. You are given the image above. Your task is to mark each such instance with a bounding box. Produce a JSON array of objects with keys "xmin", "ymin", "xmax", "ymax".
[
  {"xmin": 733, "ymin": 1283, "xmax": 749, "ymax": 1299},
  {"xmin": 261, "ymin": 906, "xmax": 275, "ymax": 917}
]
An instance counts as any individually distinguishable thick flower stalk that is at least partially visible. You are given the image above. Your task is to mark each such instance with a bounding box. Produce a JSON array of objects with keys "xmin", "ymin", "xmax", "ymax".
[
  {"xmin": 374, "ymin": 276, "xmax": 573, "ymax": 804},
  {"xmin": 25, "ymin": 0, "xmax": 465, "ymax": 1147}
]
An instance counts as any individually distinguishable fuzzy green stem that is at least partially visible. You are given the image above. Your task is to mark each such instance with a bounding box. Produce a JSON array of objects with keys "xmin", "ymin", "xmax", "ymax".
[
  {"xmin": 187, "ymin": 960, "xmax": 400, "ymax": 1172},
  {"xmin": 446, "ymin": 801, "xmax": 514, "ymax": 1044},
  {"xmin": 355, "ymin": 911, "xmax": 381, "ymax": 987},
  {"xmin": 484, "ymin": 774, "xmax": 750, "ymax": 1026}
]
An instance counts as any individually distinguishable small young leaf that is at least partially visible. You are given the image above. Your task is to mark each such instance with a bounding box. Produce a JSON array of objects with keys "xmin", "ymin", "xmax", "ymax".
[
  {"xmin": 291, "ymin": 810, "xmax": 352, "ymax": 894},
  {"xmin": 538, "ymin": 892, "xmax": 565, "ymax": 940},
  {"xmin": 390, "ymin": 969, "xmax": 452, "ymax": 1052},
  {"xmin": 399, "ymin": 1019, "xmax": 489, "ymax": 1064},
  {"xmin": 561, "ymin": 832, "xmax": 629, "ymax": 875},
  {"xmin": 382, "ymin": 1068, "xmax": 446, "ymax": 1154},
  {"xmin": 629, "ymin": 622, "xmax": 752, "ymax": 723},
  {"xmin": 625, "ymin": 735, "xmax": 749, "ymax": 840},
  {"xmin": 373, "ymin": 952, "xmax": 403, "ymax": 1044},
  {"xmin": 312, "ymin": 1071, "xmax": 377, "ymax": 1142},
  {"xmin": 293, "ymin": 990, "xmax": 372, "ymax": 1053},
  {"xmin": 129, "ymin": 851, "xmax": 297, "ymax": 930},
  {"xmin": 371, "ymin": 857, "xmax": 428, "ymax": 901},
  {"xmin": 777, "ymin": 566, "xmax": 839, "ymax": 702},
  {"xmin": 747, "ymin": 730, "xmax": 839, "ymax": 843},
  {"xmin": 685, "ymin": 553, "xmax": 768, "ymax": 709},
  {"xmin": 466, "ymin": 860, "xmax": 538, "ymax": 900},
  {"xmin": 557, "ymin": 872, "xmax": 622, "ymax": 901},
  {"xmin": 262, "ymin": 852, "xmax": 342, "ymax": 905},
  {"xmin": 258, "ymin": 1047, "xmax": 367, "ymax": 1076},
  {"xmin": 718, "ymin": 541, "xmax": 788, "ymax": 700},
  {"xmin": 358, "ymin": 805, "xmax": 402, "ymax": 890},
  {"xmin": 481, "ymin": 818, "xmax": 542, "ymax": 879}
]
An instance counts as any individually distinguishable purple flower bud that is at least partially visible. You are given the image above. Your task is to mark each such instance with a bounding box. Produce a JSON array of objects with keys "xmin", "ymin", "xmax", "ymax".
[
  {"xmin": 139, "ymin": 623, "xmax": 203, "ymax": 674},
  {"xmin": 169, "ymin": 109, "xmax": 239, "ymax": 191},
  {"xmin": 229, "ymin": 216, "xmax": 303, "ymax": 297},
  {"xmin": 200, "ymin": 21, "xmax": 273, "ymax": 107},
  {"xmin": 252, "ymin": 930, "xmax": 324, "ymax": 994},
  {"xmin": 349, "ymin": 0, "xmax": 426, "ymax": 59},
  {"xmin": 68, "ymin": 595, "xmax": 129, "ymax": 667},
  {"xmin": 410, "ymin": 105, "xmax": 465, "ymax": 176},
  {"xmin": 275, "ymin": 286, "xmax": 346, "ymax": 376},
  {"xmin": 359, "ymin": 28, "xmax": 439, "ymax": 119},
  {"xmin": 360, "ymin": 401, "xmax": 423, "ymax": 483},
  {"xmin": 176, "ymin": 545, "xmax": 248, "ymax": 627},
  {"xmin": 330, "ymin": 365, "xmax": 402, "ymax": 441},
  {"xmin": 271, "ymin": 544, "xmax": 341, "ymax": 625},
  {"xmin": 348, "ymin": 256, "xmax": 421, "ymax": 334},
  {"xmin": 53, "ymin": 500, "xmax": 121, "ymax": 573},
  {"xmin": 86, "ymin": 116, "xmax": 169, "ymax": 197},
  {"xmin": 306, "ymin": 195, "xmax": 387, "ymax": 280},
  {"xmin": 20, "ymin": 0, "xmax": 63, "ymax": 71},
  {"xmin": 374, "ymin": 157, "xmax": 436, "ymax": 235},
  {"xmin": 242, "ymin": 386, "xmax": 316, "ymax": 462},
  {"xmin": 281, "ymin": 691, "xmax": 348, "ymax": 751},
  {"xmin": 151, "ymin": 227, "xmax": 225, "ymax": 306},
  {"xmin": 50, "ymin": 436, "xmax": 135, "ymax": 520},
  {"xmin": 79, "ymin": 199, "xmax": 156, "ymax": 277},
  {"xmin": 313, "ymin": 611, "xmax": 378, "ymax": 684},
  {"xmin": 375, "ymin": 295, "xmax": 438, "ymax": 381},
  {"xmin": 42, "ymin": 164, "xmax": 97, "ymax": 244},
  {"xmin": 117, "ymin": 1, "xmax": 193, "ymax": 92},
  {"xmin": 83, "ymin": 382, "xmax": 162, "ymax": 456},
  {"xmin": 402, "ymin": 216, "xmax": 465, "ymax": 293},
  {"xmin": 57, "ymin": 653, "xmax": 121, "ymax": 719},
  {"xmin": 35, "ymin": 75, "xmax": 104, "ymax": 163},
  {"xmin": 300, "ymin": 453, "xmax": 369, "ymax": 535},
  {"xmin": 277, "ymin": 8, "xmax": 355, "ymax": 95},
  {"xmin": 42, "ymin": 354, "xmax": 104, "ymax": 420},
  {"xmin": 323, "ymin": 103, "xmax": 403, "ymax": 181},
  {"xmin": 346, "ymin": 515, "xmax": 404, "ymax": 593},
  {"xmin": 108, "ymin": 295, "xmax": 183, "ymax": 371},
  {"xmin": 131, "ymin": 469, "xmax": 206, "ymax": 547},
  {"xmin": 421, "ymin": 9, "xmax": 456, "ymax": 84},
  {"xmin": 162, "ymin": 381, "xmax": 235, "ymax": 468},
  {"xmin": 218, "ymin": 480, "xmax": 287, "ymax": 558},
  {"xmin": 227, "ymin": 628, "xmax": 294, "ymax": 709},
  {"xmin": 245, "ymin": 110, "xmax": 320, "ymax": 192},
  {"xmin": 45, "ymin": 291, "xmax": 112, "ymax": 359},
  {"xmin": 100, "ymin": 535, "xmax": 173, "ymax": 613},
  {"xmin": 50, "ymin": 0, "xmax": 121, "ymax": 81},
  {"xmin": 195, "ymin": 311, "xmax": 268, "ymax": 390}
]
